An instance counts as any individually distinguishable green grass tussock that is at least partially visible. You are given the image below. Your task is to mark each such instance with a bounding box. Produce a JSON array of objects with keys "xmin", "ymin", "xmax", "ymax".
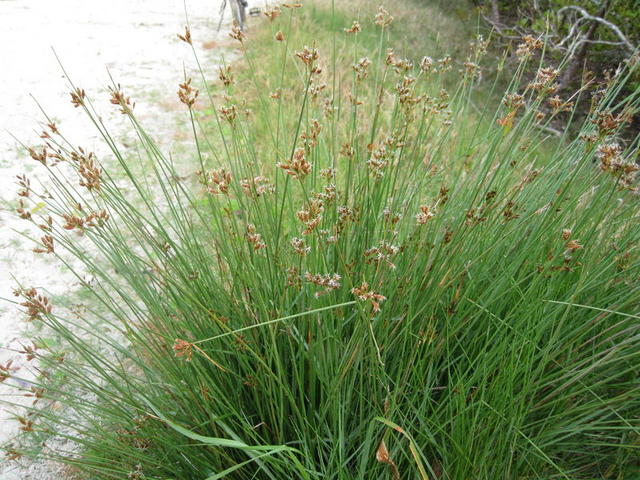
[{"xmin": 3, "ymin": 2, "xmax": 640, "ymax": 479}]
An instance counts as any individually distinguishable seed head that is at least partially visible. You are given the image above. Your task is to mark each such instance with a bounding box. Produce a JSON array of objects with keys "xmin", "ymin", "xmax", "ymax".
[
  {"xmin": 219, "ymin": 103, "xmax": 237, "ymax": 124},
  {"xmin": 264, "ymin": 5, "xmax": 281, "ymax": 21},
  {"xmin": 295, "ymin": 45, "xmax": 319, "ymax": 67},
  {"xmin": 593, "ymin": 110, "xmax": 626, "ymax": 136},
  {"xmin": 320, "ymin": 168, "xmax": 336, "ymax": 179},
  {"xmin": 352, "ymin": 282, "xmax": 386, "ymax": 313},
  {"xmin": 25, "ymin": 386, "xmax": 45, "ymax": 405},
  {"xmin": 229, "ymin": 26, "xmax": 246, "ymax": 42},
  {"xmin": 548, "ymin": 95, "xmax": 573, "ymax": 113},
  {"xmin": 367, "ymin": 143, "xmax": 390, "ymax": 178},
  {"xmin": 353, "ymin": 57, "xmax": 372, "ymax": 81},
  {"xmin": 16, "ymin": 199, "xmax": 31, "ymax": 220},
  {"xmin": 240, "ymin": 176, "xmax": 275, "ymax": 197},
  {"xmin": 416, "ymin": 205, "xmax": 435, "ymax": 224},
  {"xmin": 527, "ymin": 67, "xmax": 559, "ymax": 94},
  {"xmin": 178, "ymin": 78, "xmax": 199, "ymax": 107},
  {"xmin": 173, "ymin": 339, "xmax": 194, "ymax": 361},
  {"xmin": 503, "ymin": 93, "xmax": 525, "ymax": 111},
  {"xmin": 344, "ymin": 21, "xmax": 361, "ymax": 34},
  {"xmin": 364, "ymin": 241, "xmax": 399, "ymax": 269},
  {"xmin": 299, "ymin": 118, "xmax": 322, "ymax": 150},
  {"xmin": 374, "ymin": 6, "xmax": 393, "ymax": 27},
  {"xmin": 278, "ymin": 148, "xmax": 312, "ymax": 179},
  {"xmin": 16, "ymin": 174, "xmax": 31, "ymax": 198},
  {"xmin": 566, "ymin": 240, "xmax": 583, "ymax": 252},
  {"xmin": 218, "ymin": 65, "xmax": 234, "ymax": 86},
  {"xmin": 246, "ymin": 224, "xmax": 266, "ymax": 251},
  {"xmin": 177, "ymin": 25, "xmax": 192, "ymax": 44},
  {"xmin": 28, "ymin": 146, "xmax": 47, "ymax": 165},
  {"xmin": 383, "ymin": 207, "xmax": 402, "ymax": 226},
  {"xmin": 127, "ymin": 464, "xmax": 145, "ymax": 480},
  {"xmin": 304, "ymin": 272, "xmax": 341, "ymax": 297},
  {"xmin": 4, "ymin": 446, "xmax": 22, "ymax": 461},
  {"xmin": 18, "ymin": 288, "xmax": 52, "ymax": 321},
  {"xmin": 296, "ymin": 199, "xmax": 324, "ymax": 235},
  {"xmin": 462, "ymin": 61, "xmax": 480, "ymax": 78},
  {"xmin": 109, "ymin": 84, "xmax": 134, "ymax": 114},
  {"xmin": 77, "ymin": 150, "xmax": 102, "ymax": 191},
  {"xmin": 313, "ymin": 183, "xmax": 337, "ymax": 203},
  {"xmin": 33, "ymin": 234, "xmax": 54, "ymax": 254},
  {"xmin": 516, "ymin": 35, "xmax": 542, "ymax": 59},
  {"xmin": 0, "ymin": 360, "xmax": 13, "ymax": 383},
  {"xmin": 502, "ymin": 201, "xmax": 520, "ymax": 221},
  {"xmin": 63, "ymin": 210, "xmax": 109, "ymax": 232},
  {"xmin": 47, "ymin": 122, "xmax": 59, "ymax": 134},
  {"xmin": 291, "ymin": 237, "xmax": 311, "ymax": 256},
  {"xmin": 438, "ymin": 56, "xmax": 453, "ymax": 72},
  {"xmin": 198, "ymin": 168, "xmax": 232, "ymax": 195},
  {"xmin": 18, "ymin": 343, "xmax": 38, "ymax": 361},
  {"xmin": 70, "ymin": 87, "xmax": 86, "ymax": 108},
  {"xmin": 497, "ymin": 110, "xmax": 517, "ymax": 129},
  {"xmin": 17, "ymin": 416, "xmax": 34, "ymax": 432},
  {"xmin": 420, "ymin": 56, "xmax": 434, "ymax": 74}
]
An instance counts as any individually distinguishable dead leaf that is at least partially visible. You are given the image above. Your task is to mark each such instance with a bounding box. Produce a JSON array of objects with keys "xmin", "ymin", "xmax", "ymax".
[{"xmin": 376, "ymin": 439, "xmax": 400, "ymax": 480}]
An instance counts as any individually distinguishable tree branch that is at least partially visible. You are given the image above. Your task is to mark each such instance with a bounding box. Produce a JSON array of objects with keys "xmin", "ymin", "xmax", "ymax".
[{"xmin": 557, "ymin": 5, "xmax": 636, "ymax": 54}]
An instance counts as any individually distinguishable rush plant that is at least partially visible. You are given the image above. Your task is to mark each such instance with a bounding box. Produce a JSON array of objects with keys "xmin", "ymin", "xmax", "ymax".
[{"xmin": 3, "ymin": 3, "xmax": 640, "ymax": 479}]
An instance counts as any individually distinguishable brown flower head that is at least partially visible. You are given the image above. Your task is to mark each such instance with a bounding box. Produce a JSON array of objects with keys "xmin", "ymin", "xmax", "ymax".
[
  {"xmin": 364, "ymin": 241, "xmax": 399, "ymax": 269},
  {"xmin": 264, "ymin": 5, "xmax": 281, "ymax": 21},
  {"xmin": 0, "ymin": 360, "xmax": 13, "ymax": 383},
  {"xmin": 416, "ymin": 205, "xmax": 435, "ymax": 224},
  {"xmin": 229, "ymin": 26, "xmax": 246, "ymax": 42},
  {"xmin": 295, "ymin": 45, "xmax": 319, "ymax": 68},
  {"xmin": 18, "ymin": 288, "xmax": 52, "ymax": 321},
  {"xmin": 516, "ymin": 34, "xmax": 542, "ymax": 59},
  {"xmin": 70, "ymin": 87, "xmax": 86, "ymax": 108},
  {"xmin": 177, "ymin": 25, "xmax": 192, "ymax": 44},
  {"xmin": 197, "ymin": 168, "xmax": 232, "ymax": 195},
  {"xmin": 246, "ymin": 224, "xmax": 266, "ymax": 251},
  {"xmin": 77, "ymin": 150, "xmax": 102, "ymax": 191},
  {"xmin": 296, "ymin": 199, "xmax": 324, "ymax": 235},
  {"xmin": 218, "ymin": 65, "xmax": 234, "ymax": 86},
  {"xmin": 344, "ymin": 21, "xmax": 361, "ymax": 34},
  {"xmin": 353, "ymin": 57, "xmax": 372, "ymax": 81},
  {"xmin": 219, "ymin": 103, "xmax": 237, "ymax": 124},
  {"xmin": 304, "ymin": 272, "xmax": 341, "ymax": 297},
  {"xmin": 352, "ymin": 282, "xmax": 386, "ymax": 313},
  {"xmin": 178, "ymin": 78, "xmax": 199, "ymax": 107},
  {"xmin": 109, "ymin": 84, "xmax": 134, "ymax": 114},
  {"xmin": 173, "ymin": 339, "xmax": 194, "ymax": 361},
  {"xmin": 374, "ymin": 6, "xmax": 393, "ymax": 27},
  {"xmin": 278, "ymin": 148, "xmax": 312, "ymax": 179},
  {"xmin": 240, "ymin": 175, "xmax": 274, "ymax": 197},
  {"xmin": 33, "ymin": 234, "xmax": 54, "ymax": 254},
  {"xmin": 291, "ymin": 237, "xmax": 311, "ymax": 256}
]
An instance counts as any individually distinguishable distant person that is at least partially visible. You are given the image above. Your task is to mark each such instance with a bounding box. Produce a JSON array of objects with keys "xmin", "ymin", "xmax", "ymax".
[{"xmin": 220, "ymin": 0, "xmax": 248, "ymax": 31}]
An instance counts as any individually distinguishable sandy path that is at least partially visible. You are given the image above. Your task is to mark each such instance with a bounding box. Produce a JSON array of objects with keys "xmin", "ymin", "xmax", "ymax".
[{"xmin": 0, "ymin": 0, "xmax": 254, "ymax": 477}]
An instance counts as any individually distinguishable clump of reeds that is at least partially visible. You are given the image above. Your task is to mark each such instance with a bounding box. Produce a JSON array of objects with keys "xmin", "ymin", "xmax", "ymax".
[{"xmin": 2, "ymin": 3, "xmax": 640, "ymax": 479}]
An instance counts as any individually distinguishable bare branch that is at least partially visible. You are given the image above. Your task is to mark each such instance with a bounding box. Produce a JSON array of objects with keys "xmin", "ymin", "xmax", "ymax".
[{"xmin": 557, "ymin": 5, "xmax": 636, "ymax": 53}]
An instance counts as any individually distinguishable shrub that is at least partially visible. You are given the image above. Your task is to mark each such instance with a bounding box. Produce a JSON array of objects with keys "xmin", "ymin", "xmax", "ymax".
[{"xmin": 3, "ymin": 4, "xmax": 640, "ymax": 479}]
